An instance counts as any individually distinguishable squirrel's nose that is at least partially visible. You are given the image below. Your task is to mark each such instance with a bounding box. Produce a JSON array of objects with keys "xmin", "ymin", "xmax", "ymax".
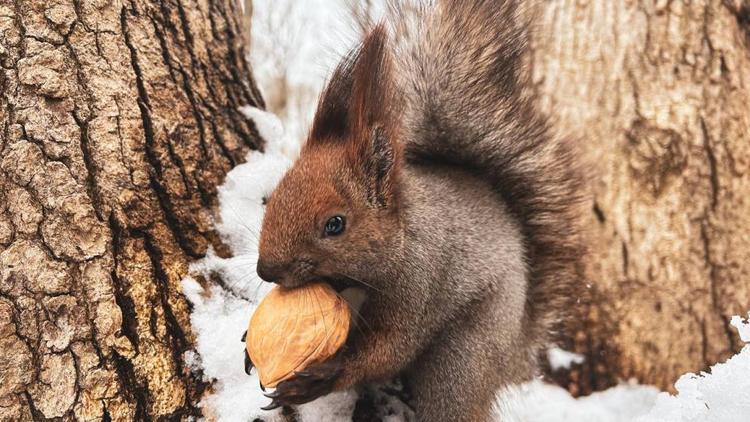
[{"xmin": 256, "ymin": 259, "xmax": 286, "ymax": 283}]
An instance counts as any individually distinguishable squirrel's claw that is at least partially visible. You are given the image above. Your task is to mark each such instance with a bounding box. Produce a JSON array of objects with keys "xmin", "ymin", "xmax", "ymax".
[
  {"xmin": 294, "ymin": 371, "xmax": 312, "ymax": 378},
  {"xmin": 266, "ymin": 359, "xmax": 342, "ymax": 406},
  {"xmin": 240, "ymin": 330, "xmax": 247, "ymax": 342},
  {"xmin": 260, "ymin": 399, "xmax": 281, "ymax": 411},
  {"xmin": 244, "ymin": 349, "xmax": 254, "ymax": 375}
]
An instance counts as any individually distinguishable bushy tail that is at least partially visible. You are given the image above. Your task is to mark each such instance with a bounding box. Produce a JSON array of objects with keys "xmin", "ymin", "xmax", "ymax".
[{"xmin": 389, "ymin": 0, "xmax": 584, "ymax": 348}]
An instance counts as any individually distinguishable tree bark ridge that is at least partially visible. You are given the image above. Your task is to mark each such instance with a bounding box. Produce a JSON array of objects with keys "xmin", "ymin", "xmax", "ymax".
[
  {"xmin": 0, "ymin": 0, "xmax": 263, "ymax": 419},
  {"xmin": 532, "ymin": 0, "xmax": 750, "ymax": 394}
]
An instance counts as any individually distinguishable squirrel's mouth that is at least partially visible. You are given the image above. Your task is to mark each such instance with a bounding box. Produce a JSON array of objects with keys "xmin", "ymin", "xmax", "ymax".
[
  {"xmin": 325, "ymin": 277, "xmax": 353, "ymax": 293},
  {"xmin": 323, "ymin": 276, "xmax": 369, "ymax": 318}
]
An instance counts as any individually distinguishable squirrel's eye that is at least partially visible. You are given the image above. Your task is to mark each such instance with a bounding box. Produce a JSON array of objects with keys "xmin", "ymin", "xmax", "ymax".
[{"xmin": 324, "ymin": 216, "xmax": 346, "ymax": 236}]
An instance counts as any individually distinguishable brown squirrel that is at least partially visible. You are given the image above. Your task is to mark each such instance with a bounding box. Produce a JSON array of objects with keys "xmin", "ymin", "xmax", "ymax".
[{"xmin": 247, "ymin": 1, "xmax": 583, "ymax": 420}]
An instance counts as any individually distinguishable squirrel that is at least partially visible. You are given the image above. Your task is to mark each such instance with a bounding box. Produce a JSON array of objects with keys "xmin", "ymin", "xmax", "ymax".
[{"xmin": 247, "ymin": 1, "xmax": 583, "ymax": 420}]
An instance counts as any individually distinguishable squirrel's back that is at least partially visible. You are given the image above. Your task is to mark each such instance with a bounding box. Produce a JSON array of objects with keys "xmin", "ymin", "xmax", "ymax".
[{"xmin": 389, "ymin": 0, "xmax": 584, "ymax": 349}]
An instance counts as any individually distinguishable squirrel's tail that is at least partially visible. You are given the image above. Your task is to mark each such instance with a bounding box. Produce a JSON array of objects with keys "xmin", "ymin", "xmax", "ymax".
[{"xmin": 389, "ymin": 0, "xmax": 584, "ymax": 349}]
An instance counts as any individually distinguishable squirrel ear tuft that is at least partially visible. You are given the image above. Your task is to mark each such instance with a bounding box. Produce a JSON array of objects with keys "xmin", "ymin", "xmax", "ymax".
[
  {"xmin": 308, "ymin": 51, "xmax": 356, "ymax": 141},
  {"xmin": 309, "ymin": 24, "xmax": 402, "ymax": 207},
  {"xmin": 309, "ymin": 24, "xmax": 394, "ymax": 143},
  {"xmin": 348, "ymin": 24, "xmax": 392, "ymax": 136},
  {"xmin": 350, "ymin": 25, "xmax": 401, "ymax": 207}
]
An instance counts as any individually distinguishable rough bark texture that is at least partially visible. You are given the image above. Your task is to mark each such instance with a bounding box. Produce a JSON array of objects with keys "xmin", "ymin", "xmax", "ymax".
[
  {"xmin": 531, "ymin": 0, "xmax": 750, "ymax": 394},
  {"xmin": 0, "ymin": 0, "xmax": 263, "ymax": 419}
]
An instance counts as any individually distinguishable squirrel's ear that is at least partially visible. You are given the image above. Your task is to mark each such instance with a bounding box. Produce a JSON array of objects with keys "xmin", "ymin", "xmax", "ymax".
[
  {"xmin": 310, "ymin": 25, "xmax": 401, "ymax": 207},
  {"xmin": 309, "ymin": 24, "xmax": 395, "ymax": 143},
  {"xmin": 349, "ymin": 26, "xmax": 401, "ymax": 208}
]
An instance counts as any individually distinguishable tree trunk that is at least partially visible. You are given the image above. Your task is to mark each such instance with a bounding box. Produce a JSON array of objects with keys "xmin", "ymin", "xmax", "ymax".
[
  {"xmin": 531, "ymin": 0, "xmax": 750, "ymax": 394},
  {"xmin": 0, "ymin": 0, "xmax": 262, "ymax": 419}
]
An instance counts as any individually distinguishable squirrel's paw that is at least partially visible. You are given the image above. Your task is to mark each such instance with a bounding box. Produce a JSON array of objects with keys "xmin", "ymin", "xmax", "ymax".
[{"xmin": 260, "ymin": 357, "xmax": 343, "ymax": 410}]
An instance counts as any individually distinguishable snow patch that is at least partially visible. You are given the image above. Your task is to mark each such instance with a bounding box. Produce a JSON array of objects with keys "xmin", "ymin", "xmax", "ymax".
[
  {"xmin": 634, "ymin": 342, "xmax": 750, "ymax": 422},
  {"xmin": 238, "ymin": 106, "xmax": 299, "ymax": 159},
  {"xmin": 547, "ymin": 347, "xmax": 585, "ymax": 371},
  {"xmin": 182, "ymin": 277, "xmax": 273, "ymax": 420},
  {"xmin": 497, "ymin": 380, "xmax": 659, "ymax": 422},
  {"xmin": 295, "ymin": 391, "xmax": 358, "ymax": 422},
  {"xmin": 730, "ymin": 313, "xmax": 750, "ymax": 343},
  {"xmin": 180, "ymin": 106, "xmax": 295, "ymax": 420},
  {"xmin": 499, "ymin": 317, "xmax": 750, "ymax": 422}
]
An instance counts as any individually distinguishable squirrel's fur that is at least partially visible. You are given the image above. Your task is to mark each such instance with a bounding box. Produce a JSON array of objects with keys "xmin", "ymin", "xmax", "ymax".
[{"xmin": 256, "ymin": 1, "xmax": 583, "ymax": 420}]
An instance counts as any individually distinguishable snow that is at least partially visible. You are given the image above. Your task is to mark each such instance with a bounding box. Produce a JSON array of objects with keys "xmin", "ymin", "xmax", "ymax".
[
  {"xmin": 500, "ymin": 315, "xmax": 750, "ymax": 422},
  {"xmin": 498, "ymin": 344, "xmax": 750, "ymax": 422},
  {"xmin": 497, "ymin": 380, "xmax": 660, "ymax": 422},
  {"xmin": 547, "ymin": 347, "xmax": 585, "ymax": 371},
  {"xmin": 731, "ymin": 313, "xmax": 750, "ymax": 342},
  {"xmin": 294, "ymin": 391, "xmax": 358, "ymax": 422},
  {"xmin": 633, "ymin": 314, "xmax": 750, "ymax": 422},
  {"xmin": 635, "ymin": 354, "xmax": 750, "ymax": 422},
  {"xmin": 182, "ymin": 277, "xmax": 272, "ymax": 420}
]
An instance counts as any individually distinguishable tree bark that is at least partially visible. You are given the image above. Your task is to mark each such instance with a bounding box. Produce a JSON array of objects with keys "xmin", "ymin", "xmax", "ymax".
[
  {"xmin": 0, "ymin": 0, "xmax": 262, "ymax": 419},
  {"xmin": 531, "ymin": 0, "xmax": 750, "ymax": 394}
]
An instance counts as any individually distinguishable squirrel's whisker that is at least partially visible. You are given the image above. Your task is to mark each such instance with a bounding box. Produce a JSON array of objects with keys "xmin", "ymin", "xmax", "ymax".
[
  {"xmin": 332, "ymin": 291, "xmax": 373, "ymax": 335},
  {"xmin": 333, "ymin": 272, "xmax": 385, "ymax": 295}
]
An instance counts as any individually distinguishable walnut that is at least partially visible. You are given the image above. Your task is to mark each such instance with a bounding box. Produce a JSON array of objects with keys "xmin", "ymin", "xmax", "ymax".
[{"xmin": 246, "ymin": 283, "xmax": 350, "ymax": 388}]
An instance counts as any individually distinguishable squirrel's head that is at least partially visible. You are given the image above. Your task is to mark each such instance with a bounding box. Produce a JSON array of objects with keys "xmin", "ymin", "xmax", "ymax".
[{"xmin": 257, "ymin": 26, "xmax": 403, "ymax": 290}]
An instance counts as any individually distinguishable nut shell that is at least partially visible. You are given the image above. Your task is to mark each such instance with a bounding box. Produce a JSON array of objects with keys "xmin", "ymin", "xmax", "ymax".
[{"xmin": 246, "ymin": 283, "xmax": 350, "ymax": 388}]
